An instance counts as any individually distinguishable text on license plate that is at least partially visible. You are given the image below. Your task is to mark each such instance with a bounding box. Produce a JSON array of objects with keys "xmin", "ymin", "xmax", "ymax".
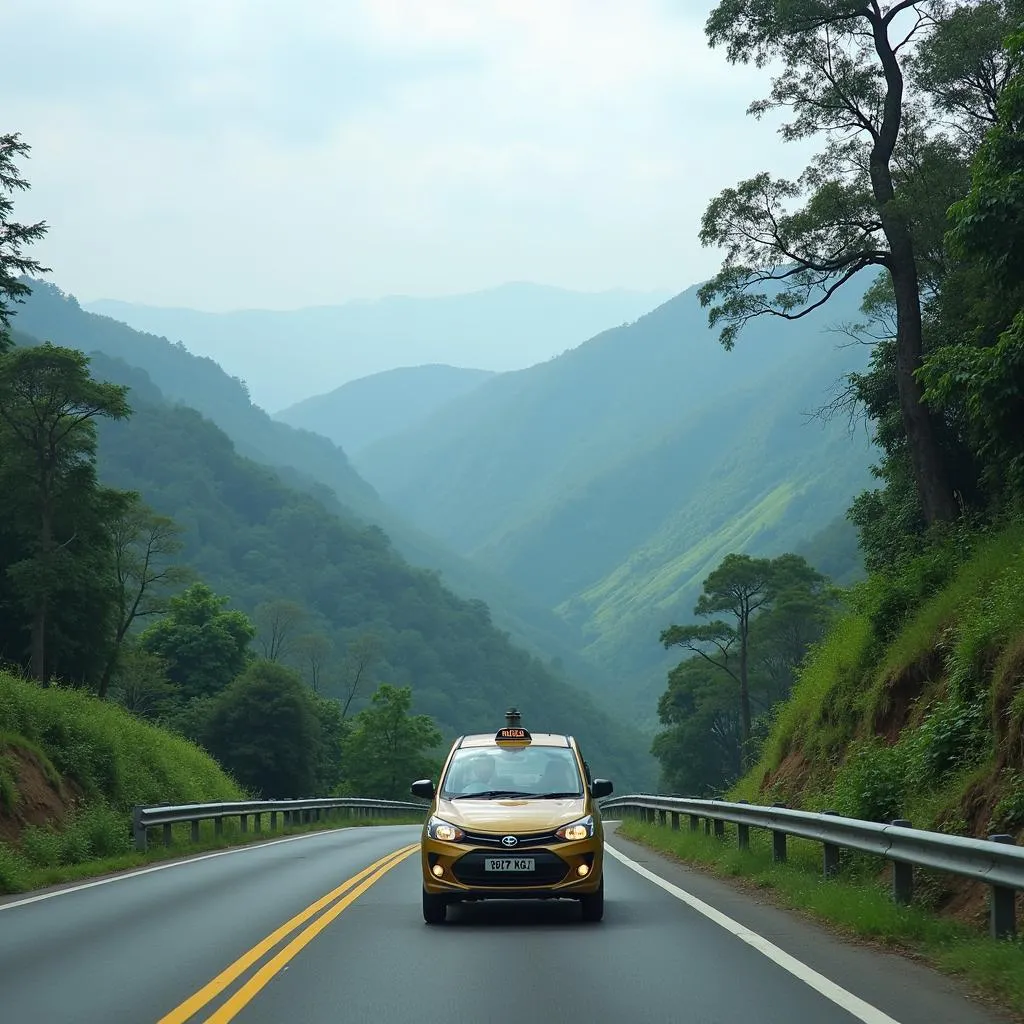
[{"xmin": 484, "ymin": 857, "xmax": 535, "ymax": 872}]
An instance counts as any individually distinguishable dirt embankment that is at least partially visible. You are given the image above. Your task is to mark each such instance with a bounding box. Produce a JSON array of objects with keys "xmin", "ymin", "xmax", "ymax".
[{"xmin": 0, "ymin": 741, "xmax": 81, "ymax": 845}]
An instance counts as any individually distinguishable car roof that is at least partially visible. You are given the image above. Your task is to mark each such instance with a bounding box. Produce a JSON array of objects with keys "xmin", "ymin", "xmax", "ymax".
[{"xmin": 458, "ymin": 732, "xmax": 571, "ymax": 748}]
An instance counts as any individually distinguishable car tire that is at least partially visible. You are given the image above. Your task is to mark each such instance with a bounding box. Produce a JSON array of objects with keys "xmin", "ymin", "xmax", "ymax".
[
  {"xmin": 423, "ymin": 889, "xmax": 447, "ymax": 924},
  {"xmin": 580, "ymin": 877, "xmax": 604, "ymax": 922}
]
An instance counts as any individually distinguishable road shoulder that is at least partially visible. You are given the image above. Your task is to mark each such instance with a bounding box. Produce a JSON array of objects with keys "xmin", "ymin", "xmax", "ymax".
[{"xmin": 605, "ymin": 822, "xmax": 1016, "ymax": 1024}]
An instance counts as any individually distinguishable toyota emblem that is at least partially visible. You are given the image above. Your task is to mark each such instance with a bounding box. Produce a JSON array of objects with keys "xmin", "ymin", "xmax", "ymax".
[{"xmin": 501, "ymin": 835, "xmax": 518, "ymax": 847}]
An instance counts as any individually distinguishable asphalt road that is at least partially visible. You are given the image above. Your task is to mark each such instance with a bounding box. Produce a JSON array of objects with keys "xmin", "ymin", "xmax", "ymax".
[{"xmin": 0, "ymin": 822, "xmax": 1010, "ymax": 1024}]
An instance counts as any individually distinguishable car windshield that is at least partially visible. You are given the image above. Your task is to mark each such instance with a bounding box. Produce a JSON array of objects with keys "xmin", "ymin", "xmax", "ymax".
[{"xmin": 440, "ymin": 745, "xmax": 583, "ymax": 799}]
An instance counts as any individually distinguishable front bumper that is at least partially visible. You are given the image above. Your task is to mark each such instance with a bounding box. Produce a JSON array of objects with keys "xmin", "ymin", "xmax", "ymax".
[{"xmin": 421, "ymin": 835, "xmax": 603, "ymax": 899}]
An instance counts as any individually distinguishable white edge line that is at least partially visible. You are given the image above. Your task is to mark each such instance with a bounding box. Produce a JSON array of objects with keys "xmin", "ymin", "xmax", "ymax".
[
  {"xmin": 604, "ymin": 841, "xmax": 902, "ymax": 1024},
  {"xmin": 0, "ymin": 823, "xmax": 419, "ymax": 913}
]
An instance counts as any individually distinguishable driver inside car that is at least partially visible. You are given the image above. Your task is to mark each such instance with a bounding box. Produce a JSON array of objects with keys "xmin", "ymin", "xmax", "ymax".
[{"xmin": 460, "ymin": 754, "xmax": 498, "ymax": 794}]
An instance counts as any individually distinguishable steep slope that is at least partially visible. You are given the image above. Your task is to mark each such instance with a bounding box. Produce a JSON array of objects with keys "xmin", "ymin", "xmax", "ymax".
[
  {"xmin": 14, "ymin": 283, "xmax": 608, "ymax": 694},
  {"xmin": 85, "ymin": 283, "xmax": 671, "ymax": 410},
  {"xmin": 355, "ymin": 282, "xmax": 877, "ymax": 715},
  {"xmin": 276, "ymin": 364, "xmax": 496, "ymax": 455},
  {"xmin": 70, "ymin": 348, "xmax": 656, "ymax": 789}
]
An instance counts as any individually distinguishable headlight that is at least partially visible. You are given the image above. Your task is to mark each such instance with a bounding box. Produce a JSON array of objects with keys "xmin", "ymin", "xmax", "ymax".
[
  {"xmin": 427, "ymin": 816, "xmax": 465, "ymax": 842},
  {"xmin": 555, "ymin": 815, "xmax": 595, "ymax": 841}
]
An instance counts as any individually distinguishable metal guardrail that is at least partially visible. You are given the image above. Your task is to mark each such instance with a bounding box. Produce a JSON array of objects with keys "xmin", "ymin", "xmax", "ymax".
[
  {"xmin": 601, "ymin": 795, "xmax": 1024, "ymax": 940},
  {"xmin": 131, "ymin": 797, "xmax": 428, "ymax": 852}
]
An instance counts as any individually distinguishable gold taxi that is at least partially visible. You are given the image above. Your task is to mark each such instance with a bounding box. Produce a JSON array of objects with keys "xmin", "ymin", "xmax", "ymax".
[{"xmin": 410, "ymin": 710, "xmax": 613, "ymax": 924}]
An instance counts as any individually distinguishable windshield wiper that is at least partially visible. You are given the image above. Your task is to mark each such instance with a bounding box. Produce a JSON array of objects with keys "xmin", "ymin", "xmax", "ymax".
[
  {"xmin": 450, "ymin": 790, "xmax": 533, "ymax": 800},
  {"xmin": 535, "ymin": 792, "xmax": 583, "ymax": 799}
]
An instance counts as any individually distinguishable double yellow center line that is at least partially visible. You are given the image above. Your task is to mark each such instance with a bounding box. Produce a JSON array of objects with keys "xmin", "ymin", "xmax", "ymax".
[{"xmin": 160, "ymin": 843, "xmax": 418, "ymax": 1023}]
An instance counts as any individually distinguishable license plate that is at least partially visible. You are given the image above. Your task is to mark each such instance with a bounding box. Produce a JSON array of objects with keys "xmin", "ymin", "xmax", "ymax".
[{"xmin": 484, "ymin": 857, "xmax": 535, "ymax": 872}]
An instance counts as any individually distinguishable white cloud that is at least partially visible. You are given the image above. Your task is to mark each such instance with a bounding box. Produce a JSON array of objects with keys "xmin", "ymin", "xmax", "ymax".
[{"xmin": 1, "ymin": 0, "xmax": 819, "ymax": 309}]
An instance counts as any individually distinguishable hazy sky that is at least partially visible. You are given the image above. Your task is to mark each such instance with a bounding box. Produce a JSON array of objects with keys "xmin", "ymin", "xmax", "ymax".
[{"xmin": 2, "ymin": 1, "xmax": 817, "ymax": 311}]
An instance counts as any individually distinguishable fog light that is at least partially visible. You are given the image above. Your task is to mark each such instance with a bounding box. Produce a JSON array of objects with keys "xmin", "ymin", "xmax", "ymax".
[
  {"xmin": 432, "ymin": 864, "xmax": 444, "ymax": 878},
  {"xmin": 577, "ymin": 864, "xmax": 589, "ymax": 877}
]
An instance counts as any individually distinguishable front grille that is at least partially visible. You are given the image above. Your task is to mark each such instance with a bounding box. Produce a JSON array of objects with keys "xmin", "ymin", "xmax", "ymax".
[
  {"xmin": 460, "ymin": 828, "xmax": 561, "ymax": 847},
  {"xmin": 452, "ymin": 850, "xmax": 568, "ymax": 887}
]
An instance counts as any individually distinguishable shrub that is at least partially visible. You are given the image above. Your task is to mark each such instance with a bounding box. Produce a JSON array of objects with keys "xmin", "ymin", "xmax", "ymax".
[{"xmin": 830, "ymin": 739, "xmax": 908, "ymax": 823}]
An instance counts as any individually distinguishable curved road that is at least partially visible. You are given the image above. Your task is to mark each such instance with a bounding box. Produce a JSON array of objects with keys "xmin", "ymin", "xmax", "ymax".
[{"xmin": 0, "ymin": 822, "xmax": 1008, "ymax": 1023}]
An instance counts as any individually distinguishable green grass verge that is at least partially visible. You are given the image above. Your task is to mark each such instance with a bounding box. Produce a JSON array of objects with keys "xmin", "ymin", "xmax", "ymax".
[
  {"xmin": 616, "ymin": 818, "xmax": 1024, "ymax": 1018},
  {"xmin": 0, "ymin": 813, "xmax": 424, "ymax": 896}
]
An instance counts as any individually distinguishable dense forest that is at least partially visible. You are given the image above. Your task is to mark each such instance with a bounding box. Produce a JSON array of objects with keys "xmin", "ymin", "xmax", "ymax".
[
  {"xmin": 0, "ymin": 134, "xmax": 655, "ymax": 807},
  {"xmin": 649, "ymin": 0, "xmax": 1024, "ymax": 833}
]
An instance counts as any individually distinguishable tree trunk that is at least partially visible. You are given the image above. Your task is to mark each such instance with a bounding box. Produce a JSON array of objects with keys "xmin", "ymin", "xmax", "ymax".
[
  {"xmin": 738, "ymin": 616, "xmax": 752, "ymax": 768},
  {"xmin": 889, "ymin": 250, "xmax": 959, "ymax": 524},
  {"xmin": 870, "ymin": 13, "xmax": 958, "ymax": 526}
]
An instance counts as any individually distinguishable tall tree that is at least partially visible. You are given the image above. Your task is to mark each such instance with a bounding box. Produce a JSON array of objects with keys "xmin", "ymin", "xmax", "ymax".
[
  {"xmin": 253, "ymin": 599, "xmax": 306, "ymax": 663},
  {"xmin": 334, "ymin": 631, "xmax": 382, "ymax": 720},
  {"xmin": 341, "ymin": 684, "xmax": 442, "ymax": 800},
  {"xmin": 699, "ymin": 0, "xmax": 959, "ymax": 525},
  {"xmin": 138, "ymin": 582, "xmax": 255, "ymax": 700},
  {"xmin": 661, "ymin": 553, "xmax": 775, "ymax": 764},
  {"xmin": 0, "ymin": 344, "xmax": 130, "ymax": 681},
  {"xmin": 204, "ymin": 660, "xmax": 322, "ymax": 798},
  {"xmin": 99, "ymin": 497, "xmax": 187, "ymax": 698},
  {"xmin": 0, "ymin": 133, "xmax": 49, "ymax": 354}
]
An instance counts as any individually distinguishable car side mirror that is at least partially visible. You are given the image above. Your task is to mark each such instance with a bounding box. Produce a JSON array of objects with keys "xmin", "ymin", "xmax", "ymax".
[
  {"xmin": 591, "ymin": 779, "xmax": 613, "ymax": 799},
  {"xmin": 411, "ymin": 779, "xmax": 436, "ymax": 800}
]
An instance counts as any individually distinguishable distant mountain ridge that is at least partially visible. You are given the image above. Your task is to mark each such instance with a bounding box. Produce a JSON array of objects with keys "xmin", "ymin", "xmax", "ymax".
[
  {"xmin": 352, "ymin": 280, "xmax": 878, "ymax": 721},
  {"xmin": 276, "ymin": 364, "xmax": 497, "ymax": 455},
  {"xmin": 13, "ymin": 281, "xmax": 614, "ymax": 698},
  {"xmin": 84, "ymin": 282, "xmax": 672, "ymax": 411}
]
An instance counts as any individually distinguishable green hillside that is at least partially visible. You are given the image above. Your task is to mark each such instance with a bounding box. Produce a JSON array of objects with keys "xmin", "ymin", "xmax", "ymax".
[
  {"xmin": 52, "ymin": 346, "xmax": 653, "ymax": 788},
  {"xmin": 0, "ymin": 668, "xmax": 243, "ymax": 891},
  {"xmin": 13, "ymin": 283, "xmax": 615, "ymax": 700},
  {"xmin": 355, "ymin": 282, "xmax": 876, "ymax": 716},
  {"xmin": 276, "ymin": 364, "xmax": 496, "ymax": 455}
]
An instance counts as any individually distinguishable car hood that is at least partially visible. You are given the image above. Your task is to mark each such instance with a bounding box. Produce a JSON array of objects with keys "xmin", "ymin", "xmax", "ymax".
[{"xmin": 436, "ymin": 797, "xmax": 587, "ymax": 833}]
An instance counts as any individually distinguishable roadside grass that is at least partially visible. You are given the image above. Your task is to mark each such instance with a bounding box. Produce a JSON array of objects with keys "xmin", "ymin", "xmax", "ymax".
[
  {"xmin": 616, "ymin": 818, "xmax": 1024, "ymax": 1018},
  {"xmin": 0, "ymin": 812, "xmax": 424, "ymax": 896}
]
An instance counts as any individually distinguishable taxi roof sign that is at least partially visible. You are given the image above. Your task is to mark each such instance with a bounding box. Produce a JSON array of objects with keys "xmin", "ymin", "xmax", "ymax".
[{"xmin": 495, "ymin": 726, "xmax": 531, "ymax": 745}]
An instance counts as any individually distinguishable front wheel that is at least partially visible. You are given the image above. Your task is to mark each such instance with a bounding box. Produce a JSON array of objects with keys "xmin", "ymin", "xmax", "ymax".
[
  {"xmin": 423, "ymin": 889, "xmax": 447, "ymax": 924},
  {"xmin": 580, "ymin": 877, "xmax": 604, "ymax": 922}
]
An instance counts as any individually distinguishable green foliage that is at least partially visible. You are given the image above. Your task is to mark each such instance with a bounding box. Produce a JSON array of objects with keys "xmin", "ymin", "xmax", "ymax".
[
  {"xmin": 0, "ymin": 343, "xmax": 132, "ymax": 683},
  {"xmin": 19, "ymin": 804, "xmax": 131, "ymax": 868},
  {"xmin": 341, "ymin": 684, "xmax": 443, "ymax": 800},
  {"xmin": 655, "ymin": 552, "xmax": 835, "ymax": 793},
  {"xmin": 991, "ymin": 770, "xmax": 1024, "ymax": 832},
  {"xmin": 0, "ymin": 669, "xmax": 242, "ymax": 808},
  {"xmin": 203, "ymin": 660, "xmax": 324, "ymax": 798},
  {"xmin": 138, "ymin": 583, "xmax": 255, "ymax": 702},
  {"xmin": 0, "ymin": 133, "xmax": 48, "ymax": 352}
]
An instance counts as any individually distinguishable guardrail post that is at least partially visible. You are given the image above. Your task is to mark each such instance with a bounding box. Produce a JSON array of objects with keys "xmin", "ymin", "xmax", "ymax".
[
  {"xmin": 163, "ymin": 823, "xmax": 173, "ymax": 847},
  {"xmin": 254, "ymin": 813, "xmax": 262, "ymax": 834},
  {"xmin": 191, "ymin": 820, "xmax": 200, "ymax": 843},
  {"xmin": 670, "ymin": 812, "xmax": 679, "ymax": 831},
  {"xmin": 215, "ymin": 816, "xmax": 223, "ymax": 837},
  {"xmin": 132, "ymin": 806, "xmax": 148, "ymax": 852},
  {"xmin": 822, "ymin": 811, "xmax": 840, "ymax": 879},
  {"xmin": 658, "ymin": 809, "xmax": 667, "ymax": 826},
  {"xmin": 772, "ymin": 803, "xmax": 787, "ymax": 863},
  {"xmin": 988, "ymin": 835, "xmax": 1018, "ymax": 939},
  {"xmin": 890, "ymin": 820, "xmax": 913, "ymax": 904},
  {"xmin": 703, "ymin": 818, "xmax": 711, "ymax": 835},
  {"xmin": 737, "ymin": 801, "xmax": 749, "ymax": 851},
  {"xmin": 689, "ymin": 814, "xmax": 699, "ymax": 832},
  {"xmin": 270, "ymin": 811, "xmax": 277, "ymax": 830},
  {"xmin": 713, "ymin": 818, "xmax": 725, "ymax": 840},
  {"xmin": 240, "ymin": 814, "xmax": 248, "ymax": 834}
]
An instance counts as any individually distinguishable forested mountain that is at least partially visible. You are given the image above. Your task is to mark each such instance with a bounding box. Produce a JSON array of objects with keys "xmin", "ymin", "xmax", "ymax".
[
  {"xmin": 14, "ymin": 282, "xmax": 608, "ymax": 691},
  {"xmin": 85, "ymin": 283, "xmax": 670, "ymax": 411},
  {"xmin": 6, "ymin": 329, "xmax": 654, "ymax": 788},
  {"xmin": 276, "ymin": 364, "xmax": 496, "ymax": 455},
  {"xmin": 355, "ymin": 282, "xmax": 876, "ymax": 716}
]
